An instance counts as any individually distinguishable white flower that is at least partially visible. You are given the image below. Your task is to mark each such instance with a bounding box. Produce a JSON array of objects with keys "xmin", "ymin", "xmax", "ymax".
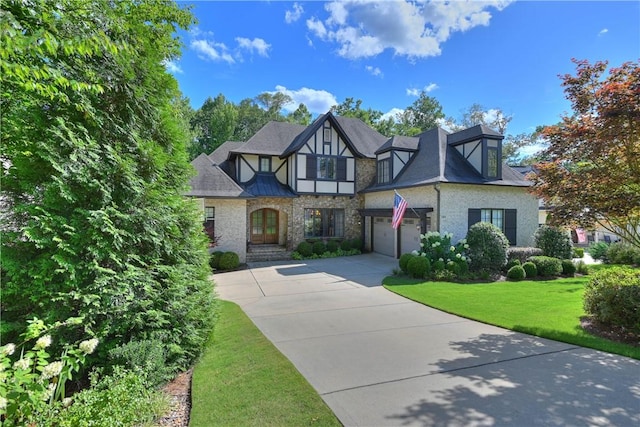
[
  {"xmin": 34, "ymin": 335, "xmax": 52, "ymax": 350},
  {"xmin": 0, "ymin": 397, "xmax": 6, "ymax": 410},
  {"xmin": 438, "ymin": 258, "xmax": 444, "ymax": 262},
  {"xmin": 13, "ymin": 358, "xmax": 31, "ymax": 371},
  {"xmin": 435, "ymin": 242, "xmax": 441, "ymax": 246},
  {"xmin": 464, "ymin": 244, "xmax": 470, "ymax": 249},
  {"xmin": 41, "ymin": 361, "xmax": 64, "ymax": 380},
  {"xmin": 450, "ymin": 246, "xmax": 456, "ymax": 252},
  {"xmin": 421, "ymin": 253, "xmax": 427, "ymax": 257},
  {"xmin": 62, "ymin": 397, "xmax": 72, "ymax": 407},
  {"xmin": 42, "ymin": 383, "xmax": 56, "ymax": 401},
  {"xmin": 456, "ymin": 253, "xmax": 462, "ymax": 259},
  {"xmin": 420, "ymin": 242, "xmax": 424, "ymax": 247},
  {"xmin": 431, "ymin": 243, "xmax": 437, "ymax": 248},
  {"xmin": 1, "ymin": 343, "xmax": 15, "ymax": 356},
  {"xmin": 411, "ymin": 250, "xmax": 419, "ymax": 255},
  {"xmin": 462, "ymin": 256, "xmax": 467, "ymax": 261},
  {"xmin": 79, "ymin": 339, "xmax": 99, "ymax": 355}
]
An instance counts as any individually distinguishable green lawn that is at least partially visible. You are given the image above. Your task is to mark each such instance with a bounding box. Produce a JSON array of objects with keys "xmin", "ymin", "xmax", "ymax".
[
  {"xmin": 383, "ymin": 271, "xmax": 640, "ymax": 360},
  {"xmin": 190, "ymin": 300, "xmax": 341, "ymax": 427}
]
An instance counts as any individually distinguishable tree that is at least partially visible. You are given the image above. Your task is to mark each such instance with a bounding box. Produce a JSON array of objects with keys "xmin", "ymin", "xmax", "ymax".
[
  {"xmin": 331, "ymin": 97, "xmax": 383, "ymax": 126},
  {"xmin": 400, "ymin": 90, "xmax": 445, "ymax": 134},
  {"xmin": 446, "ymin": 103, "xmax": 512, "ymax": 134},
  {"xmin": 233, "ymin": 98, "xmax": 270, "ymax": 141},
  {"xmin": 255, "ymin": 91, "xmax": 292, "ymax": 121},
  {"xmin": 189, "ymin": 94, "xmax": 238, "ymax": 159},
  {"xmin": 529, "ymin": 59, "xmax": 640, "ymax": 249},
  {"xmin": 1, "ymin": 0, "xmax": 215, "ymax": 376},
  {"xmin": 287, "ymin": 103, "xmax": 313, "ymax": 125}
]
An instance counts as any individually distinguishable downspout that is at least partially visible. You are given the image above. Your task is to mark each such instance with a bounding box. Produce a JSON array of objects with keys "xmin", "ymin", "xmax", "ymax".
[{"xmin": 433, "ymin": 182, "xmax": 441, "ymax": 232}]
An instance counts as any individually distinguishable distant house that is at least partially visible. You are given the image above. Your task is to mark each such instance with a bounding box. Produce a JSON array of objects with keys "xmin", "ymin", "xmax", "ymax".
[{"xmin": 186, "ymin": 112, "xmax": 538, "ymax": 262}]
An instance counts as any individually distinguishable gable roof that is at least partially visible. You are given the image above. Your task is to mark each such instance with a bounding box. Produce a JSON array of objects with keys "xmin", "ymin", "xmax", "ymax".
[
  {"xmin": 209, "ymin": 140, "xmax": 243, "ymax": 165},
  {"xmin": 232, "ymin": 121, "xmax": 307, "ymax": 156},
  {"xmin": 186, "ymin": 153, "xmax": 253, "ymax": 198},
  {"xmin": 365, "ymin": 126, "xmax": 531, "ymax": 192}
]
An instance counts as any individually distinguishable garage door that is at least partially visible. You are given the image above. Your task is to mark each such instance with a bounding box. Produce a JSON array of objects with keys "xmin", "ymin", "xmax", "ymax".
[
  {"xmin": 400, "ymin": 218, "xmax": 421, "ymax": 255},
  {"xmin": 373, "ymin": 217, "xmax": 394, "ymax": 257}
]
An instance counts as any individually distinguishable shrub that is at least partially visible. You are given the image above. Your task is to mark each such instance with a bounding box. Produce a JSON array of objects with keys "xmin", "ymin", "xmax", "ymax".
[
  {"xmin": 507, "ymin": 247, "xmax": 544, "ymax": 264},
  {"xmin": 209, "ymin": 251, "xmax": 224, "ymax": 269},
  {"xmin": 312, "ymin": 241, "xmax": 326, "ymax": 255},
  {"xmin": 296, "ymin": 241, "xmax": 313, "ymax": 257},
  {"xmin": 340, "ymin": 240, "xmax": 351, "ymax": 251},
  {"xmin": 108, "ymin": 339, "xmax": 172, "ymax": 387},
  {"xmin": 583, "ymin": 267, "xmax": 640, "ymax": 333},
  {"xmin": 522, "ymin": 261, "xmax": 538, "ymax": 278},
  {"xmin": 606, "ymin": 242, "xmax": 640, "ymax": 265},
  {"xmin": 534, "ymin": 225, "xmax": 573, "ymax": 259},
  {"xmin": 466, "ymin": 222, "xmax": 509, "ymax": 273},
  {"xmin": 350, "ymin": 238, "xmax": 363, "ymax": 251},
  {"xmin": 219, "ymin": 252, "xmax": 240, "ymax": 270},
  {"xmin": 407, "ymin": 256, "xmax": 431, "ymax": 279},
  {"xmin": 588, "ymin": 242, "xmax": 609, "ymax": 260},
  {"xmin": 575, "ymin": 260, "xmax": 589, "ymax": 275},
  {"xmin": 561, "ymin": 259, "xmax": 577, "ymax": 277},
  {"xmin": 507, "ymin": 265, "xmax": 526, "ymax": 281},
  {"xmin": 432, "ymin": 259, "xmax": 446, "ymax": 272},
  {"xmin": 573, "ymin": 247, "xmax": 584, "ymax": 258},
  {"xmin": 399, "ymin": 253, "xmax": 415, "ymax": 274},
  {"xmin": 505, "ymin": 258, "xmax": 521, "ymax": 271},
  {"xmin": 326, "ymin": 240, "xmax": 339, "ymax": 253},
  {"xmin": 528, "ymin": 256, "xmax": 562, "ymax": 277}
]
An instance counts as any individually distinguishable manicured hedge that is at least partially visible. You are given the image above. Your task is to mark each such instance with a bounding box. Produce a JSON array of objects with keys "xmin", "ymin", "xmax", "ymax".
[{"xmin": 584, "ymin": 267, "xmax": 640, "ymax": 333}]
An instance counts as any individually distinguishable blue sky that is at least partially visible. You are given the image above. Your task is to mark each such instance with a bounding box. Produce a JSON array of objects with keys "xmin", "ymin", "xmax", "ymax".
[{"xmin": 169, "ymin": 1, "xmax": 639, "ymax": 136}]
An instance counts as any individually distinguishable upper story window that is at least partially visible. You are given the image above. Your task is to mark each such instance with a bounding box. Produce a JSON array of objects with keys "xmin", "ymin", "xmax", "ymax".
[
  {"xmin": 259, "ymin": 156, "xmax": 271, "ymax": 172},
  {"xmin": 377, "ymin": 158, "xmax": 390, "ymax": 184},
  {"xmin": 318, "ymin": 156, "xmax": 336, "ymax": 180},
  {"xmin": 487, "ymin": 147, "xmax": 498, "ymax": 178}
]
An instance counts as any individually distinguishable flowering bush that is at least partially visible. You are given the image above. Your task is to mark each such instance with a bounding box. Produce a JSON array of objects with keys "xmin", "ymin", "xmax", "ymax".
[
  {"xmin": 411, "ymin": 231, "xmax": 469, "ymax": 278},
  {"xmin": 0, "ymin": 318, "xmax": 98, "ymax": 426}
]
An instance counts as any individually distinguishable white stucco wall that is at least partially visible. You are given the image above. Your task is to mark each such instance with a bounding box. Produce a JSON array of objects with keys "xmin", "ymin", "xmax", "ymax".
[
  {"xmin": 439, "ymin": 183, "xmax": 538, "ymax": 246},
  {"xmin": 202, "ymin": 198, "xmax": 247, "ymax": 263}
]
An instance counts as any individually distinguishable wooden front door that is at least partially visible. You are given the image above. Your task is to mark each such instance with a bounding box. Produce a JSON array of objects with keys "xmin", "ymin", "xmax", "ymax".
[{"xmin": 251, "ymin": 209, "xmax": 279, "ymax": 244}]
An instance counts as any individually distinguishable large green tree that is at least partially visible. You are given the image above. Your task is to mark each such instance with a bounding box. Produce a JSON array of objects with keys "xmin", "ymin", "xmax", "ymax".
[
  {"xmin": 530, "ymin": 59, "xmax": 640, "ymax": 248},
  {"xmin": 398, "ymin": 90, "xmax": 445, "ymax": 135},
  {"xmin": 189, "ymin": 94, "xmax": 238, "ymax": 159},
  {"xmin": 1, "ymin": 0, "xmax": 215, "ymax": 374}
]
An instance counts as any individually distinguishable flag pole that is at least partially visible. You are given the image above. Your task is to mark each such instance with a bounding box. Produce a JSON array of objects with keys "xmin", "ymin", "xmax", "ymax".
[{"xmin": 394, "ymin": 189, "xmax": 421, "ymax": 219}]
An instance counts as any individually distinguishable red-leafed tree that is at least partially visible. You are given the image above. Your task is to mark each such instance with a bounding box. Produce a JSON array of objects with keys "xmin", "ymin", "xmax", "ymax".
[{"xmin": 529, "ymin": 59, "xmax": 640, "ymax": 249}]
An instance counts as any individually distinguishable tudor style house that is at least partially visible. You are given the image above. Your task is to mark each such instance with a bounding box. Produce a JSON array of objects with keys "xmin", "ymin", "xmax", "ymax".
[{"xmin": 186, "ymin": 112, "xmax": 538, "ymax": 262}]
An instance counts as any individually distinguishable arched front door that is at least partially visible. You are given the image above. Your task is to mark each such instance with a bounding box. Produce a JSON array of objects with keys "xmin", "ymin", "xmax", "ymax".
[{"xmin": 251, "ymin": 208, "xmax": 279, "ymax": 244}]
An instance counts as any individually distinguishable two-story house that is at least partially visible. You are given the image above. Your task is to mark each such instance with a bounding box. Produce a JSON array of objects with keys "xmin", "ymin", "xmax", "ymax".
[{"xmin": 186, "ymin": 112, "xmax": 538, "ymax": 262}]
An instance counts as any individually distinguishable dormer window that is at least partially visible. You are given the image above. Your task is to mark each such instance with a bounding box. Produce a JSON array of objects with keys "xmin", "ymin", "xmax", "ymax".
[
  {"xmin": 377, "ymin": 158, "xmax": 390, "ymax": 184},
  {"xmin": 484, "ymin": 139, "xmax": 501, "ymax": 179},
  {"xmin": 259, "ymin": 156, "xmax": 271, "ymax": 172}
]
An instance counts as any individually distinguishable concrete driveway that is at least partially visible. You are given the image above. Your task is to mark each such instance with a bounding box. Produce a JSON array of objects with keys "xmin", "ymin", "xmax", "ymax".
[{"xmin": 214, "ymin": 253, "xmax": 640, "ymax": 426}]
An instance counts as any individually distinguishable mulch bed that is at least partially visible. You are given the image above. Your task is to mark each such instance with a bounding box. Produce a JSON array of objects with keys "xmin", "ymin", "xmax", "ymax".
[
  {"xmin": 156, "ymin": 369, "xmax": 193, "ymax": 427},
  {"xmin": 580, "ymin": 317, "xmax": 640, "ymax": 347}
]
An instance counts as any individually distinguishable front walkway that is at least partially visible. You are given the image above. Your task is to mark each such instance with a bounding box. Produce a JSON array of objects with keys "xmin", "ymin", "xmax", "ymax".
[{"xmin": 215, "ymin": 253, "xmax": 640, "ymax": 426}]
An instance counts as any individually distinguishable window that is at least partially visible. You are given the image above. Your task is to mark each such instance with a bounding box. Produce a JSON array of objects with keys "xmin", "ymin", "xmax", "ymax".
[
  {"xmin": 468, "ymin": 208, "xmax": 517, "ymax": 245},
  {"xmin": 317, "ymin": 156, "xmax": 336, "ymax": 180},
  {"xmin": 304, "ymin": 208, "xmax": 345, "ymax": 238},
  {"xmin": 481, "ymin": 208, "xmax": 503, "ymax": 230},
  {"xmin": 377, "ymin": 158, "xmax": 390, "ymax": 184},
  {"xmin": 204, "ymin": 207, "xmax": 215, "ymax": 243},
  {"xmin": 259, "ymin": 156, "xmax": 271, "ymax": 172},
  {"xmin": 487, "ymin": 147, "xmax": 498, "ymax": 178}
]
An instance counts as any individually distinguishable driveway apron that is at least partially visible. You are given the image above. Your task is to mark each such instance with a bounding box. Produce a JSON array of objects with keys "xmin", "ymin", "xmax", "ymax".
[{"xmin": 214, "ymin": 253, "xmax": 640, "ymax": 426}]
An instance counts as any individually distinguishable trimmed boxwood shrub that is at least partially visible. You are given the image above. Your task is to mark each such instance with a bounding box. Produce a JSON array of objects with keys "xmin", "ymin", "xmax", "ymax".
[
  {"xmin": 407, "ymin": 256, "xmax": 431, "ymax": 279},
  {"xmin": 507, "ymin": 265, "xmax": 526, "ymax": 281},
  {"xmin": 466, "ymin": 222, "xmax": 509, "ymax": 273},
  {"xmin": 561, "ymin": 259, "xmax": 577, "ymax": 276},
  {"xmin": 399, "ymin": 253, "xmax": 415, "ymax": 274},
  {"xmin": 219, "ymin": 251, "xmax": 240, "ymax": 270},
  {"xmin": 297, "ymin": 241, "xmax": 313, "ymax": 257},
  {"xmin": 607, "ymin": 242, "xmax": 640, "ymax": 265},
  {"xmin": 326, "ymin": 240, "xmax": 339, "ymax": 253},
  {"xmin": 573, "ymin": 247, "xmax": 584, "ymax": 258},
  {"xmin": 528, "ymin": 256, "xmax": 562, "ymax": 277},
  {"xmin": 312, "ymin": 241, "xmax": 326, "ymax": 255},
  {"xmin": 505, "ymin": 258, "xmax": 521, "ymax": 271},
  {"xmin": 588, "ymin": 242, "xmax": 609, "ymax": 261},
  {"xmin": 432, "ymin": 259, "xmax": 446, "ymax": 272},
  {"xmin": 209, "ymin": 251, "xmax": 224, "ymax": 269},
  {"xmin": 507, "ymin": 247, "xmax": 544, "ymax": 264},
  {"xmin": 340, "ymin": 239, "xmax": 351, "ymax": 251},
  {"xmin": 575, "ymin": 260, "xmax": 590, "ymax": 275},
  {"xmin": 534, "ymin": 225, "xmax": 573, "ymax": 259},
  {"xmin": 522, "ymin": 261, "xmax": 537, "ymax": 278},
  {"xmin": 584, "ymin": 267, "xmax": 640, "ymax": 333}
]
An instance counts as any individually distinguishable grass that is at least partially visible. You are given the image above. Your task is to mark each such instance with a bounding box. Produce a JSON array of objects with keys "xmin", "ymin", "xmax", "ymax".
[
  {"xmin": 190, "ymin": 300, "xmax": 341, "ymax": 427},
  {"xmin": 383, "ymin": 268, "xmax": 640, "ymax": 360}
]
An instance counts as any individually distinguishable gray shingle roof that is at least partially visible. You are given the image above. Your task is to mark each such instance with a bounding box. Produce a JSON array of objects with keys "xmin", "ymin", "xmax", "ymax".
[
  {"xmin": 375, "ymin": 135, "xmax": 420, "ymax": 154},
  {"xmin": 448, "ymin": 124, "xmax": 503, "ymax": 145},
  {"xmin": 233, "ymin": 121, "xmax": 307, "ymax": 156},
  {"xmin": 186, "ymin": 154, "xmax": 253, "ymax": 198},
  {"xmin": 209, "ymin": 141, "xmax": 243, "ymax": 165}
]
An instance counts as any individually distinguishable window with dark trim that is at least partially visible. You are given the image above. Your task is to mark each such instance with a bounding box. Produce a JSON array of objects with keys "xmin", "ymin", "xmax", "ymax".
[
  {"xmin": 304, "ymin": 208, "xmax": 345, "ymax": 238},
  {"xmin": 259, "ymin": 156, "xmax": 271, "ymax": 172},
  {"xmin": 487, "ymin": 147, "xmax": 498, "ymax": 178},
  {"xmin": 204, "ymin": 207, "xmax": 215, "ymax": 243},
  {"xmin": 468, "ymin": 208, "xmax": 517, "ymax": 245},
  {"xmin": 377, "ymin": 158, "xmax": 390, "ymax": 184},
  {"xmin": 318, "ymin": 156, "xmax": 336, "ymax": 179}
]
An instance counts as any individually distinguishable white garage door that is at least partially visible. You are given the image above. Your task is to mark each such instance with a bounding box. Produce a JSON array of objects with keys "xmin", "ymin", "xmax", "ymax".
[
  {"xmin": 373, "ymin": 217, "xmax": 394, "ymax": 257},
  {"xmin": 400, "ymin": 218, "xmax": 421, "ymax": 255}
]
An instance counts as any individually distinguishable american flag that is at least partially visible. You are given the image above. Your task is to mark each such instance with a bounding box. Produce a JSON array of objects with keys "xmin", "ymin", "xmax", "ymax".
[{"xmin": 391, "ymin": 192, "xmax": 408, "ymax": 229}]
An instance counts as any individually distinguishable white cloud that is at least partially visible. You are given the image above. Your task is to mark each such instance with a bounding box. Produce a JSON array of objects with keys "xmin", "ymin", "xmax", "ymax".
[
  {"xmin": 381, "ymin": 107, "xmax": 404, "ymax": 122},
  {"xmin": 271, "ymin": 85, "xmax": 338, "ymax": 114},
  {"xmin": 236, "ymin": 37, "xmax": 271, "ymax": 57},
  {"xmin": 162, "ymin": 60, "xmax": 183, "ymax": 74},
  {"xmin": 190, "ymin": 39, "xmax": 235, "ymax": 64},
  {"xmin": 407, "ymin": 83, "xmax": 438, "ymax": 96},
  {"xmin": 598, "ymin": 28, "xmax": 609, "ymax": 36},
  {"xmin": 306, "ymin": 0, "xmax": 513, "ymax": 59},
  {"xmin": 285, "ymin": 3, "xmax": 304, "ymax": 24},
  {"xmin": 365, "ymin": 65, "xmax": 383, "ymax": 77}
]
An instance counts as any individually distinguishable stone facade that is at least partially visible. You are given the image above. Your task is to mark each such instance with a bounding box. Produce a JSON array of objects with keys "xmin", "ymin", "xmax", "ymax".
[{"xmin": 246, "ymin": 197, "xmax": 294, "ymax": 247}]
